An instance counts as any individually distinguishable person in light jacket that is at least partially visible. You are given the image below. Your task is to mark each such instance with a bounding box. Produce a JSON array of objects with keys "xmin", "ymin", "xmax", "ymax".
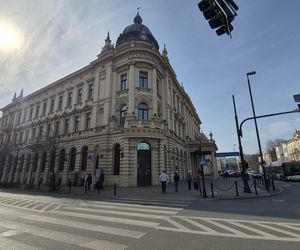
[{"xmin": 159, "ymin": 170, "xmax": 169, "ymax": 194}]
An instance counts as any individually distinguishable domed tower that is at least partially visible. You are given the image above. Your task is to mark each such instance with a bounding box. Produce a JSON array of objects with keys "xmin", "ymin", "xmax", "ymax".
[{"xmin": 116, "ymin": 12, "xmax": 159, "ymax": 49}]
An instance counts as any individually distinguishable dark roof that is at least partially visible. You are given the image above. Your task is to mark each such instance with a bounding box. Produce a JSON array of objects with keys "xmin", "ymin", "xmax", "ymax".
[{"xmin": 116, "ymin": 13, "xmax": 159, "ymax": 49}]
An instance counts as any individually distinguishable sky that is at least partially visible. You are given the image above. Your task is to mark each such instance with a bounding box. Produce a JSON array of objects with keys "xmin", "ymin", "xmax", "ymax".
[{"xmin": 0, "ymin": 0, "xmax": 300, "ymax": 154}]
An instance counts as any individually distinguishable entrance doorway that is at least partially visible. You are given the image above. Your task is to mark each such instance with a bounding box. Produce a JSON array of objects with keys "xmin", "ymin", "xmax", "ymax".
[{"xmin": 137, "ymin": 142, "xmax": 151, "ymax": 186}]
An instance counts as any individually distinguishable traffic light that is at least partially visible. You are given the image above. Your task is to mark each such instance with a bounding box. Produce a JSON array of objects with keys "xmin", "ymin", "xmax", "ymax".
[{"xmin": 198, "ymin": 0, "xmax": 238, "ymax": 37}]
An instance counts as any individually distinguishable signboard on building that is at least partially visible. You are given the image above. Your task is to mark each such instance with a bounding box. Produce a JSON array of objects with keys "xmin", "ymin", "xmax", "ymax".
[{"xmin": 215, "ymin": 152, "xmax": 240, "ymax": 157}]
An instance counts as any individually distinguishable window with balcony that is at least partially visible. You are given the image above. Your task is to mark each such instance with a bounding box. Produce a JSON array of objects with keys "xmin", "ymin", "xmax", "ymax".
[
  {"xmin": 54, "ymin": 121, "xmax": 60, "ymax": 136},
  {"xmin": 139, "ymin": 71, "xmax": 148, "ymax": 89},
  {"xmin": 77, "ymin": 88, "xmax": 82, "ymax": 104},
  {"xmin": 138, "ymin": 103, "xmax": 148, "ymax": 120},
  {"xmin": 120, "ymin": 74, "xmax": 128, "ymax": 91},
  {"xmin": 64, "ymin": 118, "xmax": 69, "ymax": 134},
  {"xmin": 85, "ymin": 112, "xmax": 92, "ymax": 130},
  {"xmin": 120, "ymin": 105, "xmax": 127, "ymax": 127},
  {"xmin": 38, "ymin": 125, "xmax": 43, "ymax": 137},
  {"xmin": 29, "ymin": 107, "xmax": 33, "ymax": 121},
  {"xmin": 74, "ymin": 115, "xmax": 80, "ymax": 132},
  {"xmin": 35, "ymin": 104, "xmax": 40, "ymax": 118},
  {"xmin": 58, "ymin": 96, "xmax": 63, "ymax": 110},
  {"xmin": 50, "ymin": 99, "xmax": 55, "ymax": 113},
  {"xmin": 67, "ymin": 92, "xmax": 72, "ymax": 107},
  {"xmin": 42, "ymin": 102, "xmax": 47, "ymax": 115},
  {"xmin": 80, "ymin": 146, "xmax": 88, "ymax": 171},
  {"xmin": 88, "ymin": 83, "xmax": 94, "ymax": 101}
]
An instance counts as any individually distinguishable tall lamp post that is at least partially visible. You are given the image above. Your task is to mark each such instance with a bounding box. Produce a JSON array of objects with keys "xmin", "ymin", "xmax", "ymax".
[{"xmin": 246, "ymin": 71, "xmax": 269, "ymax": 192}]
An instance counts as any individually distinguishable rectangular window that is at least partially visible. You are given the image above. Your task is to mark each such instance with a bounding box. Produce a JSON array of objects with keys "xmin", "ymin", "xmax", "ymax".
[
  {"xmin": 42, "ymin": 102, "xmax": 47, "ymax": 115},
  {"xmin": 88, "ymin": 83, "xmax": 94, "ymax": 101},
  {"xmin": 85, "ymin": 112, "xmax": 92, "ymax": 130},
  {"xmin": 54, "ymin": 121, "xmax": 60, "ymax": 136},
  {"xmin": 67, "ymin": 92, "xmax": 72, "ymax": 107},
  {"xmin": 74, "ymin": 115, "xmax": 80, "ymax": 132},
  {"xmin": 35, "ymin": 105, "xmax": 40, "ymax": 118},
  {"xmin": 139, "ymin": 71, "xmax": 148, "ymax": 89},
  {"xmin": 16, "ymin": 112, "xmax": 21, "ymax": 125},
  {"xmin": 22, "ymin": 110, "xmax": 27, "ymax": 123},
  {"xmin": 77, "ymin": 88, "xmax": 82, "ymax": 104},
  {"xmin": 64, "ymin": 118, "xmax": 69, "ymax": 134},
  {"xmin": 32, "ymin": 127, "xmax": 36, "ymax": 138},
  {"xmin": 46, "ymin": 123, "xmax": 51, "ymax": 137},
  {"xmin": 120, "ymin": 74, "xmax": 128, "ymax": 91},
  {"xmin": 25, "ymin": 130, "xmax": 29, "ymax": 142},
  {"xmin": 19, "ymin": 131, "xmax": 23, "ymax": 144},
  {"xmin": 38, "ymin": 125, "xmax": 43, "ymax": 137},
  {"xmin": 29, "ymin": 107, "xmax": 34, "ymax": 121},
  {"xmin": 58, "ymin": 96, "xmax": 63, "ymax": 110},
  {"xmin": 50, "ymin": 99, "xmax": 55, "ymax": 113}
]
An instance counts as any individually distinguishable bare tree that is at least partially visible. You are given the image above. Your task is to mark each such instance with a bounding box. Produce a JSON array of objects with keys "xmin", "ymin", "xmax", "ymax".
[{"xmin": 265, "ymin": 138, "xmax": 285, "ymax": 162}]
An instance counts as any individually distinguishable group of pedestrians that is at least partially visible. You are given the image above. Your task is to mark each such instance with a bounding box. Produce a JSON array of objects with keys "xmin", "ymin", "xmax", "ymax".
[
  {"xmin": 84, "ymin": 170, "xmax": 105, "ymax": 194},
  {"xmin": 159, "ymin": 170, "xmax": 193, "ymax": 194}
]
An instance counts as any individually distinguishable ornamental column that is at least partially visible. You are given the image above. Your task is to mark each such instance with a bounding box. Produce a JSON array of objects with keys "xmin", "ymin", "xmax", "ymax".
[
  {"xmin": 152, "ymin": 68, "xmax": 158, "ymax": 116},
  {"xmin": 128, "ymin": 63, "xmax": 135, "ymax": 114}
]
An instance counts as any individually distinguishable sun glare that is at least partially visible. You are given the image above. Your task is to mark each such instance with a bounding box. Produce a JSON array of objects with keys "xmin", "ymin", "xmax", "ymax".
[{"xmin": 0, "ymin": 20, "xmax": 23, "ymax": 53}]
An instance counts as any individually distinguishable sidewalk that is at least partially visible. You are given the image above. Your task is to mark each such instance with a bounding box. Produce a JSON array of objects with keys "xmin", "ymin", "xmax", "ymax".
[{"xmin": 0, "ymin": 177, "xmax": 281, "ymax": 203}]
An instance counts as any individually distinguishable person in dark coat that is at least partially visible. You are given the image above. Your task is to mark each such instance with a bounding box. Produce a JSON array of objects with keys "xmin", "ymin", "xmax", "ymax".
[
  {"xmin": 186, "ymin": 171, "xmax": 192, "ymax": 190},
  {"xmin": 173, "ymin": 172, "xmax": 180, "ymax": 192},
  {"xmin": 86, "ymin": 174, "xmax": 92, "ymax": 193}
]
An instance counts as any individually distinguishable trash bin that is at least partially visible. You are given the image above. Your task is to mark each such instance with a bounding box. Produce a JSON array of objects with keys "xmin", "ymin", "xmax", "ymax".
[{"xmin": 193, "ymin": 181, "xmax": 199, "ymax": 190}]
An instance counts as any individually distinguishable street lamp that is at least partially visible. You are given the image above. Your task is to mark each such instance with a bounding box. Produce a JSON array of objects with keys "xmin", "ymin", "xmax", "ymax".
[{"xmin": 246, "ymin": 71, "xmax": 269, "ymax": 192}]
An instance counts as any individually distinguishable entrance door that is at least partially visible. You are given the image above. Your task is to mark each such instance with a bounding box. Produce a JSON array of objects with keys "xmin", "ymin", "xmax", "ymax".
[{"xmin": 137, "ymin": 142, "xmax": 151, "ymax": 186}]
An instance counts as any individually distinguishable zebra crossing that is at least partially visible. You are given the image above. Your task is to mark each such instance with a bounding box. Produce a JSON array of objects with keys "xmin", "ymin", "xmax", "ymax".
[
  {"xmin": 0, "ymin": 196, "xmax": 62, "ymax": 212},
  {"xmin": 0, "ymin": 199, "xmax": 300, "ymax": 249}
]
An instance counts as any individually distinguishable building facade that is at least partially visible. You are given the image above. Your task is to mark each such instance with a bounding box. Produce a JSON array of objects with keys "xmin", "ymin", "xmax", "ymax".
[{"xmin": 0, "ymin": 13, "xmax": 218, "ymax": 188}]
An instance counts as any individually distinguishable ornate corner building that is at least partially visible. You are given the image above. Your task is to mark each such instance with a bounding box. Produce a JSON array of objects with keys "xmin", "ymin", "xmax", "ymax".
[{"xmin": 0, "ymin": 13, "xmax": 218, "ymax": 188}]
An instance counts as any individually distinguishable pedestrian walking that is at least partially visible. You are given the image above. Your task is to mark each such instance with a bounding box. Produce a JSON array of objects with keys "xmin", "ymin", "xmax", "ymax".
[
  {"xmin": 173, "ymin": 172, "xmax": 180, "ymax": 192},
  {"xmin": 159, "ymin": 170, "xmax": 169, "ymax": 194},
  {"xmin": 99, "ymin": 170, "xmax": 105, "ymax": 189},
  {"xmin": 186, "ymin": 170, "xmax": 192, "ymax": 190},
  {"xmin": 68, "ymin": 177, "xmax": 72, "ymax": 192},
  {"xmin": 85, "ymin": 174, "xmax": 92, "ymax": 193}
]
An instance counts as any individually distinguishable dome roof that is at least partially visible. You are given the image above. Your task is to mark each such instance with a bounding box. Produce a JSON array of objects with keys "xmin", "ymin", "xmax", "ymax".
[{"xmin": 116, "ymin": 13, "xmax": 159, "ymax": 49}]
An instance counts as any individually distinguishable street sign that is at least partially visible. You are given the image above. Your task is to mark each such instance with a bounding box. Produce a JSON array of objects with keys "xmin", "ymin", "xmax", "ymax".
[
  {"xmin": 199, "ymin": 155, "xmax": 206, "ymax": 165},
  {"xmin": 215, "ymin": 152, "xmax": 239, "ymax": 157},
  {"xmin": 91, "ymin": 154, "xmax": 97, "ymax": 163}
]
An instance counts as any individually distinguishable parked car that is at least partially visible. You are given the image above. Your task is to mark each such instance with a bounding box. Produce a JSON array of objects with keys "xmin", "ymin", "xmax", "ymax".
[
  {"xmin": 228, "ymin": 171, "xmax": 241, "ymax": 177},
  {"xmin": 250, "ymin": 172, "xmax": 263, "ymax": 179}
]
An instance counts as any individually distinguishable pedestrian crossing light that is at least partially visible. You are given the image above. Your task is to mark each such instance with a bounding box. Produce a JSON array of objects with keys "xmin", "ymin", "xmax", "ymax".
[{"xmin": 197, "ymin": 0, "xmax": 239, "ymax": 37}]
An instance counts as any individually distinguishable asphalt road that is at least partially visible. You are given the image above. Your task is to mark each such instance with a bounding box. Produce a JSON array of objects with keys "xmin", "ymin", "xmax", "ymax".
[{"xmin": 0, "ymin": 181, "xmax": 299, "ymax": 250}]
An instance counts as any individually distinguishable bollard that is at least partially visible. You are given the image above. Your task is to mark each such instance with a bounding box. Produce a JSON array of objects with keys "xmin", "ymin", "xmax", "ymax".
[
  {"xmin": 271, "ymin": 178, "xmax": 275, "ymax": 191},
  {"xmin": 114, "ymin": 182, "xmax": 117, "ymax": 196},
  {"xmin": 210, "ymin": 182, "xmax": 214, "ymax": 198},
  {"xmin": 254, "ymin": 180, "xmax": 258, "ymax": 195},
  {"xmin": 235, "ymin": 181, "xmax": 239, "ymax": 197}
]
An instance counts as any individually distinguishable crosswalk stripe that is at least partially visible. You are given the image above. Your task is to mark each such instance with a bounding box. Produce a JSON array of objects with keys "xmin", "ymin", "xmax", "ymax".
[
  {"xmin": 89, "ymin": 200, "xmax": 182, "ymax": 211},
  {"xmin": 281, "ymin": 224, "xmax": 300, "ymax": 232},
  {"xmin": 178, "ymin": 217, "xmax": 218, "ymax": 233},
  {"xmin": 0, "ymin": 221, "xmax": 128, "ymax": 250},
  {"xmin": 23, "ymin": 215, "xmax": 146, "ymax": 239},
  {"xmin": 22, "ymin": 200, "xmax": 40, "ymax": 208},
  {"xmin": 70, "ymin": 203, "xmax": 179, "ymax": 215},
  {"xmin": 201, "ymin": 218, "xmax": 249, "ymax": 236},
  {"xmin": 7, "ymin": 200, "xmax": 25, "ymax": 206},
  {"xmin": 118, "ymin": 197, "xmax": 193, "ymax": 204},
  {"xmin": 63, "ymin": 206, "xmax": 167, "ymax": 220},
  {"xmin": 226, "ymin": 220, "xmax": 275, "ymax": 237},
  {"xmin": 40, "ymin": 202, "xmax": 55, "ymax": 211},
  {"xmin": 248, "ymin": 222, "xmax": 300, "ymax": 238},
  {"xmin": 107, "ymin": 198, "xmax": 188, "ymax": 207},
  {"xmin": 0, "ymin": 237, "xmax": 45, "ymax": 250},
  {"xmin": 15, "ymin": 200, "xmax": 32, "ymax": 207},
  {"xmin": 48, "ymin": 210, "xmax": 160, "ymax": 228}
]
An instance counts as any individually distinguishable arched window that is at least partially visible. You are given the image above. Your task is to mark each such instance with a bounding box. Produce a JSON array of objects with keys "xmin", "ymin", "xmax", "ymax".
[
  {"xmin": 59, "ymin": 149, "xmax": 65, "ymax": 171},
  {"xmin": 120, "ymin": 105, "xmax": 128, "ymax": 127},
  {"xmin": 137, "ymin": 142, "xmax": 151, "ymax": 150},
  {"xmin": 32, "ymin": 153, "xmax": 39, "ymax": 173},
  {"xmin": 138, "ymin": 103, "xmax": 148, "ymax": 120},
  {"xmin": 25, "ymin": 154, "xmax": 31, "ymax": 172},
  {"xmin": 69, "ymin": 148, "xmax": 76, "ymax": 171},
  {"xmin": 18, "ymin": 155, "xmax": 24, "ymax": 173},
  {"xmin": 113, "ymin": 144, "xmax": 121, "ymax": 175},
  {"xmin": 40, "ymin": 152, "xmax": 47, "ymax": 172},
  {"xmin": 81, "ymin": 146, "xmax": 88, "ymax": 171},
  {"xmin": 11, "ymin": 155, "xmax": 18, "ymax": 177}
]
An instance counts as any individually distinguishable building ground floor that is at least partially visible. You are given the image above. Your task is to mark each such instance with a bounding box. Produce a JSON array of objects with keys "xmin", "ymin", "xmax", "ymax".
[{"xmin": 0, "ymin": 128, "xmax": 218, "ymax": 188}]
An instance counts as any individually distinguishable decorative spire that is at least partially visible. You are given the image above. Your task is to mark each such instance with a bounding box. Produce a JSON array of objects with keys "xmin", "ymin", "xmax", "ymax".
[
  {"xmin": 162, "ymin": 44, "xmax": 169, "ymax": 62},
  {"xmin": 12, "ymin": 92, "xmax": 16, "ymax": 101},
  {"xmin": 20, "ymin": 89, "xmax": 23, "ymax": 98},
  {"xmin": 100, "ymin": 31, "xmax": 114, "ymax": 55},
  {"xmin": 134, "ymin": 8, "xmax": 142, "ymax": 24}
]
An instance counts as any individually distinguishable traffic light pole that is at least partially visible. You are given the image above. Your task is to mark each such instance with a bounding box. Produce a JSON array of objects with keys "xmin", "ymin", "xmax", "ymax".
[{"xmin": 232, "ymin": 95, "xmax": 251, "ymax": 193}]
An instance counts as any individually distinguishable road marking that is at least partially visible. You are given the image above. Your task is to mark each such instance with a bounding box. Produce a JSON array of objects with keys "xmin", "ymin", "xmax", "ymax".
[
  {"xmin": 156, "ymin": 216, "xmax": 300, "ymax": 242},
  {"xmin": 73, "ymin": 203, "xmax": 179, "ymax": 215},
  {"xmin": 63, "ymin": 206, "xmax": 167, "ymax": 220},
  {"xmin": 48, "ymin": 210, "xmax": 159, "ymax": 228},
  {"xmin": 0, "ymin": 221, "xmax": 128, "ymax": 250},
  {"xmin": 0, "ymin": 229, "xmax": 21, "ymax": 237},
  {"xmin": 23, "ymin": 215, "xmax": 145, "ymax": 239},
  {"xmin": 272, "ymin": 199, "xmax": 285, "ymax": 202},
  {"xmin": 106, "ymin": 198, "xmax": 189, "ymax": 207}
]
